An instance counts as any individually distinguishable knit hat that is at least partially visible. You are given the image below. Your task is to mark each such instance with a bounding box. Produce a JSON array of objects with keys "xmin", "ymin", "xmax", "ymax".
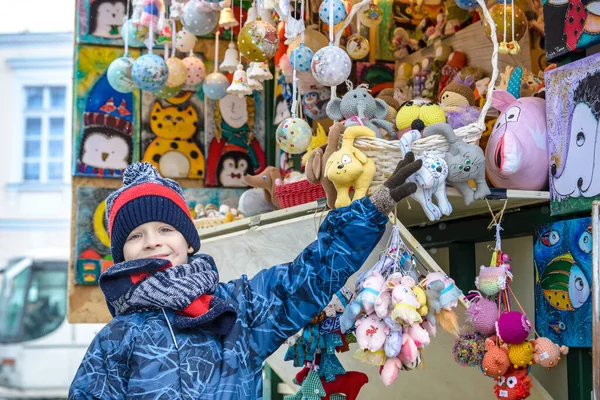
[{"xmin": 105, "ymin": 162, "xmax": 200, "ymax": 264}]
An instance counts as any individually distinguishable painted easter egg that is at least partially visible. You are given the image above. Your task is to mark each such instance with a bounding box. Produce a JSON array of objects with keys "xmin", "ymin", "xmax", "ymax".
[
  {"xmin": 290, "ymin": 43, "xmax": 314, "ymax": 72},
  {"xmin": 182, "ymin": 55, "xmax": 206, "ymax": 86},
  {"xmin": 346, "ymin": 34, "xmax": 370, "ymax": 59},
  {"xmin": 175, "ymin": 29, "xmax": 197, "ymax": 52},
  {"xmin": 165, "ymin": 57, "xmax": 187, "ymax": 87},
  {"xmin": 358, "ymin": 3, "xmax": 383, "ymax": 27},
  {"xmin": 237, "ymin": 20, "xmax": 280, "ymax": 62},
  {"xmin": 203, "ymin": 72, "xmax": 230, "ymax": 100},
  {"xmin": 311, "ymin": 45, "xmax": 351, "ymax": 86},
  {"xmin": 154, "ymin": 84, "xmax": 182, "ymax": 99},
  {"xmin": 107, "ymin": 55, "xmax": 137, "ymax": 93},
  {"xmin": 319, "ymin": 0, "xmax": 347, "ymax": 25},
  {"xmin": 131, "ymin": 53, "xmax": 168, "ymax": 91},
  {"xmin": 182, "ymin": 1, "xmax": 218, "ymax": 35},
  {"xmin": 276, "ymin": 117, "xmax": 312, "ymax": 154}
]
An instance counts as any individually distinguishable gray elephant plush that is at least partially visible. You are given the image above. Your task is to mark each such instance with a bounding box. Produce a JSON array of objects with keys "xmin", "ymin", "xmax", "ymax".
[{"xmin": 326, "ymin": 84, "xmax": 396, "ymax": 138}]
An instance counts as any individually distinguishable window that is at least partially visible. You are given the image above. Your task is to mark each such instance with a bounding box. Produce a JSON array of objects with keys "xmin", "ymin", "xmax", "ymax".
[{"xmin": 22, "ymin": 86, "xmax": 67, "ymax": 183}]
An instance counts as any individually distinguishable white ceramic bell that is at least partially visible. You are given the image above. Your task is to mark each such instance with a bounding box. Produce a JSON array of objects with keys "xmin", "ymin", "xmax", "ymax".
[
  {"xmin": 226, "ymin": 64, "xmax": 252, "ymax": 97},
  {"xmin": 246, "ymin": 5, "xmax": 258, "ymax": 23},
  {"xmin": 220, "ymin": 43, "xmax": 239, "ymax": 73},
  {"xmin": 247, "ymin": 61, "xmax": 273, "ymax": 81},
  {"xmin": 247, "ymin": 75, "xmax": 263, "ymax": 91},
  {"xmin": 218, "ymin": 7, "xmax": 239, "ymax": 29}
]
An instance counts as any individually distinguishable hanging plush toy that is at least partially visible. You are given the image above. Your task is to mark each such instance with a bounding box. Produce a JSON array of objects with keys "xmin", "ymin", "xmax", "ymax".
[
  {"xmin": 493, "ymin": 367, "xmax": 533, "ymax": 400},
  {"xmin": 531, "ymin": 337, "xmax": 569, "ymax": 369},
  {"xmin": 482, "ymin": 337, "xmax": 510, "ymax": 378},
  {"xmin": 325, "ymin": 125, "xmax": 376, "ymax": 208}
]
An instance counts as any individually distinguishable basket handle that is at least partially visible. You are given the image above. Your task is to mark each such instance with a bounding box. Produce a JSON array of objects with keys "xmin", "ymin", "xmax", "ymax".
[{"xmin": 475, "ymin": 0, "xmax": 500, "ymax": 132}]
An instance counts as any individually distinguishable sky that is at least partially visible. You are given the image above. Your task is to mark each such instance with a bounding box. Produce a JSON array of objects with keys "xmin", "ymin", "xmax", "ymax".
[{"xmin": 2, "ymin": 0, "xmax": 75, "ymax": 33}]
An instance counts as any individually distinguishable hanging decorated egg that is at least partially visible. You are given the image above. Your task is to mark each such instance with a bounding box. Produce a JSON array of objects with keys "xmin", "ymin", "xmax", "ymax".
[
  {"xmin": 290, "ymin": 44, "xmax": 314, "ymax": 72},
  {"xmin": 132, "ymin": 53, "xmax": 169, "ymax": 91},
  {"xmin": 454, "ymin": 0, "xmax": 479, "ymax": 11},
  {"xmin": 182, "ymin": 55, "xmax": 206, "ymax": 86},
  {"xmin": 107, "ymin": 55, "xmax": 137, "ymax": 93},
  {"xmin": 203, "ymin": 72, "xmax": 230, "ymax": 100},
  {"xmin": 276, "ymin": 117, "xmax": 313, "ymax": 154},
  {"xmin": 237, "ymin": 20, "xmax": 280, "ymax": 62},
  {"xmin": 483, "ymin": 4, "xmax": 528, "ymax": 43},
  {"xmin": 121, "ymin": 19, "xmax": 148, "ymax": 47},
  {"xmin": 358, "ymin": 3, "xmax": 383, "ymax": 27},
  {"xmin": 165, "ymin": 57, "xmax": 187, "ymax": 87},
  {"xmin": 175, "ymin": 29, "xmax": 197, "ymax": 52},
  {"xmin": 155, "ymin": 84, "xmax": 182, "ymax": 99},
  {"xmin": 346, "ymin": 34, "xmax": 370, "ymax": 59},
  {"xmin": 318, "ymin": 0, "xmax": 347, "ymax": 25},
  {"xmin": 182, "ymin": 1, "xmax": 218, "ymax": 35},
  {"xmin": 311, "ymin": 45, "xmax": 352, "ymax": 86}
]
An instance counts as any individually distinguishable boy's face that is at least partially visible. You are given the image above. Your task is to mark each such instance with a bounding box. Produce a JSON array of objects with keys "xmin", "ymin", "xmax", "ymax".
[{"xmin": 123, "ymin": 221, "xmax": 192, "ymax": 266}]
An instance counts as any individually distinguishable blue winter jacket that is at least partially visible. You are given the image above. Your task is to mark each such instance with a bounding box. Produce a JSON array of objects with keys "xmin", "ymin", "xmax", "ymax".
[{"xmin": 69, "ymin": 198, "xmax": 388, "ymax": 399}]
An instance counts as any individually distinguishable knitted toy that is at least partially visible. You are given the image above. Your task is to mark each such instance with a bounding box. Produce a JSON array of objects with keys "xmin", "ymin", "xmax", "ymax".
[
  {"xmin": 476, "ymin": 264, "xmax": 509, "ymax": 296},
  {"xmin": 439, "ymin": 75, "xmax": 480, "ymax": 130},
  {"xmin": 423, "ymin": 123, "xmax": 491, "ymax": 206},
  {"xmin": 465, "ymin": 294, "xmax": 499, "ymax": 336},
  {"xmin": 493, "ymin": 367, "xmax": 532, "ymax": 400},
  {"xmin": 507, "ymin": 341, "xmax": 534, "ymax": 369},
  {"xmin": 395, "ymin": 99, "xmax": 446, "ymax": 135},
  {"xmin": 496, "ymin": 311, "xmax": 532, "ymax": 344},
  {"xmin": 531, "ymin": 338, "xmax": 569, "ymax": 369},
  {"xmin": 355, "ymin": 313, "xmax": 389, "ymax": 352},
  {"xmin": 482, "ymin": 337, "xmax": 510, "ymax": 378},
  {"xmin": 306, "ymin": 122, "xmax": 343, "ymax": 210},
  {"xmin": 453, "ymin": 331, "xmax": 487, "ymax": 367},
  {"xmin": 325, "ymin": 126, "xmax": 376, "ymax": 208},
  {"xmin": 326, "ymin": 84, "xmax": 396, "ymax": 138}
]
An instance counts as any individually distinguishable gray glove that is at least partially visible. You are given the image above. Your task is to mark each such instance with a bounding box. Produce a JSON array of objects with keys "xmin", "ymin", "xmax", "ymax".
[{"xmin": 370, "ymin": 152, "xmax": 422, "ymax": 215}]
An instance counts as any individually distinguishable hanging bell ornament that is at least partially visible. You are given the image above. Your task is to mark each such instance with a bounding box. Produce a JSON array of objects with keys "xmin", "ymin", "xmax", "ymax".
[
  {"xmin": 226, "ymin": 64, "xmax": 252, "ymax": 97},
  {"xmin": 220, "ymin": 43, "xmax": 239, "ymax": 73},
  {"xmin": 247, "ymin": 75, "xmax": 264, "ymax": 91},
  {"xmin": 219, "ymin": 7, "xmax": 239, "ymax": 29},
  {"xmin": 247, "ymin": 61, "xmax": 273, "ymax": 81}
]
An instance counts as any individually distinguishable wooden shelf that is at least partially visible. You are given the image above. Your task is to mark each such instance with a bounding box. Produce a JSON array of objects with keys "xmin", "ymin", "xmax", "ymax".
[
  {"xmin": 395, "ymin": 21, "xmax": 532, "ymax": 78},
  {"xmin": 196, "ymin": 189, "xmax": 549, "ymax": 238}
]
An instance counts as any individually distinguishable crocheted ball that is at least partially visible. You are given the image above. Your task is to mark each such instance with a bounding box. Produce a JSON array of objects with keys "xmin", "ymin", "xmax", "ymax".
[
  {"xmin": 453, "ymin": 332, "xmax": 487, "ymax": 367},
  {"xmin": 496, "ymin": 311, "xmax": 531, "ymax": 344},
  {"xmin": 466, "ymin": 296, "xmax": 498, "ymax": 336}
]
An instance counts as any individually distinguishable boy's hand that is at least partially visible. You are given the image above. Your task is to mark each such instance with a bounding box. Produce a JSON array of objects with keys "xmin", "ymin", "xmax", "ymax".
[{"xmin": 370, "ymin": 152, "xmax": 422, "ymax": 215}]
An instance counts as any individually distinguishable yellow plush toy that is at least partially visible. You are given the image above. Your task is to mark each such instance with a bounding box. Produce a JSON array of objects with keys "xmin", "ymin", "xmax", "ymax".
[
  {"xmin": 395, "ymin": 99, "xmax": 446, "ymax": 133},
  {"xmin": 507, "ymin": 341, "xmax": 535, "ymax": 369},
  {"xmin": 412, "ymin": 286, "xmax": 428, "ymax": 317},
  {"xmin": 325, "ymin": 126, "xmax": 376, "ymax": 208}
]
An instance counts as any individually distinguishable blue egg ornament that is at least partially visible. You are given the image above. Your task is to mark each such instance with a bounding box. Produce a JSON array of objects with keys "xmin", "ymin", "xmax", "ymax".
[
  {"xmin": 107, "ymin": 55, "xmax": 137, "ymax": 93},
  {"xmin": 290, "ymin": 44, "xmax": 314, "ymax": 73},
  {"xmin": 132, "ymin": 53, "xmax": 169, "ymax": 91}
]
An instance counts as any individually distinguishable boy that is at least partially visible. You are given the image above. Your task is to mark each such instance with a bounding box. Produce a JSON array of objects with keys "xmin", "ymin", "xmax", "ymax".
[{"xmin": 69, "ymin": 153, "xmax": 421, "ymax": 399}]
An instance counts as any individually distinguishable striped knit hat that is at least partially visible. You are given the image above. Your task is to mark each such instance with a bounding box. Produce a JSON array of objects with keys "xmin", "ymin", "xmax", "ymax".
[{"xmin": 106, "ymin": 162, "xmax": 200, "ymax": 264}]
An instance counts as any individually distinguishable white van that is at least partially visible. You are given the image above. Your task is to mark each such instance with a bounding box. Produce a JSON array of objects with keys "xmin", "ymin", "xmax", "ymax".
[{"xmin": 0, "ymin": 249, "xmax": 103, "ymax": 399}]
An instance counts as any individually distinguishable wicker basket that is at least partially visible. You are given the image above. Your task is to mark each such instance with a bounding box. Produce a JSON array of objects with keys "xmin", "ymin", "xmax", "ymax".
[
  {"xmin": 353, "ymin": 0, "xmax": 500, "ymax": 193},
  {"xmin": 195, "ymin": 215, "xmax": 244, "ymax": 230},
  {"xmin": 274, "ymin": 179, "xmax": 326, "ymax": 208}
]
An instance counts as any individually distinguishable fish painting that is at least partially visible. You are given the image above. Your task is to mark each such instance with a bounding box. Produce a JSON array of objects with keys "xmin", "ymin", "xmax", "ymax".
[{"xmin": 533, "ymin": 217, "xmax": 592, "ymax": 347}]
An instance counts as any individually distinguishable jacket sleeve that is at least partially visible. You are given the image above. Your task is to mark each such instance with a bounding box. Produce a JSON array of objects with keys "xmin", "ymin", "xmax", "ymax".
[
  {"xmin": 238, "ymin": 197, "xmax": 388, "ymax": 359},
  {"xmin": 68, "ymin": 318, "xmax": 136, "ymax": 400}
]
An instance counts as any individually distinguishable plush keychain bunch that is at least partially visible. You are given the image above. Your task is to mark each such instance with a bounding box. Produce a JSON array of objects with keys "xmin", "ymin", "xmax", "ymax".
[
  {"xmin": 454, "ymin": 217, "xmax": 568, "ymax": 400},
  {"xmin": 283, "ymin": 288, "xmax": 371, "ymax": 400},
  {"xmin": 339, "ymin": 225, "xmax": 462, "ymax": 386}
]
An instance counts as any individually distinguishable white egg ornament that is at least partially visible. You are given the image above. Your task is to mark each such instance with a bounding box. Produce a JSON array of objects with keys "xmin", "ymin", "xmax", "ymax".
[
  {"xmin": 290, "ymin": 44, "xmax": 314, "ymax": 72},
  {"xmin": 311, "ymin": 45, "xmax": 351, "ymax": 86},
  {"xmin": 107, "ymin": 55, "xmax": 137, "ymax": 93},
  {"xmin": 182, "ymin": 55, "xmax": 206, "ymax": 86},
  {"xmin": 276, "ymin": 117, "xmax": 312, "ymax": 154},
  {"xmin": 175, "ymin": 29, "xmax": 197, "ymax": 52},
  {"xmin": 165, "ymin": 57, "xmax": 187, "ymax": 87},
  {"xmin": 182, "ymin": 1, "xmax": 218, "ymax": 35},
  {"xmin": 203, "ymin": 72, "xmax": 230, "ymax": 100},
  {"xmin": 132, "ymin": 53, "xmax": 169, "ymax": 91},
  {"xmin": 319, "ymin": 0, "xmax": 347, "ymax": 25}
]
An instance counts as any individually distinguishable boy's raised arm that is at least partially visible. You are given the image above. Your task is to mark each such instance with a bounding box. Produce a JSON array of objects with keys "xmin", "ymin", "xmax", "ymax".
[{"xmin": 237, "ymin": 153, "xmax": 422, "ymax": 359}]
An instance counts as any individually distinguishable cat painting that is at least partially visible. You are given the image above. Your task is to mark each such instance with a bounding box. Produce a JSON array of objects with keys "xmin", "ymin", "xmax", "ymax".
[{"xmin": 142, "ymin": 101, "xmax": 205, "ymax": 179}]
